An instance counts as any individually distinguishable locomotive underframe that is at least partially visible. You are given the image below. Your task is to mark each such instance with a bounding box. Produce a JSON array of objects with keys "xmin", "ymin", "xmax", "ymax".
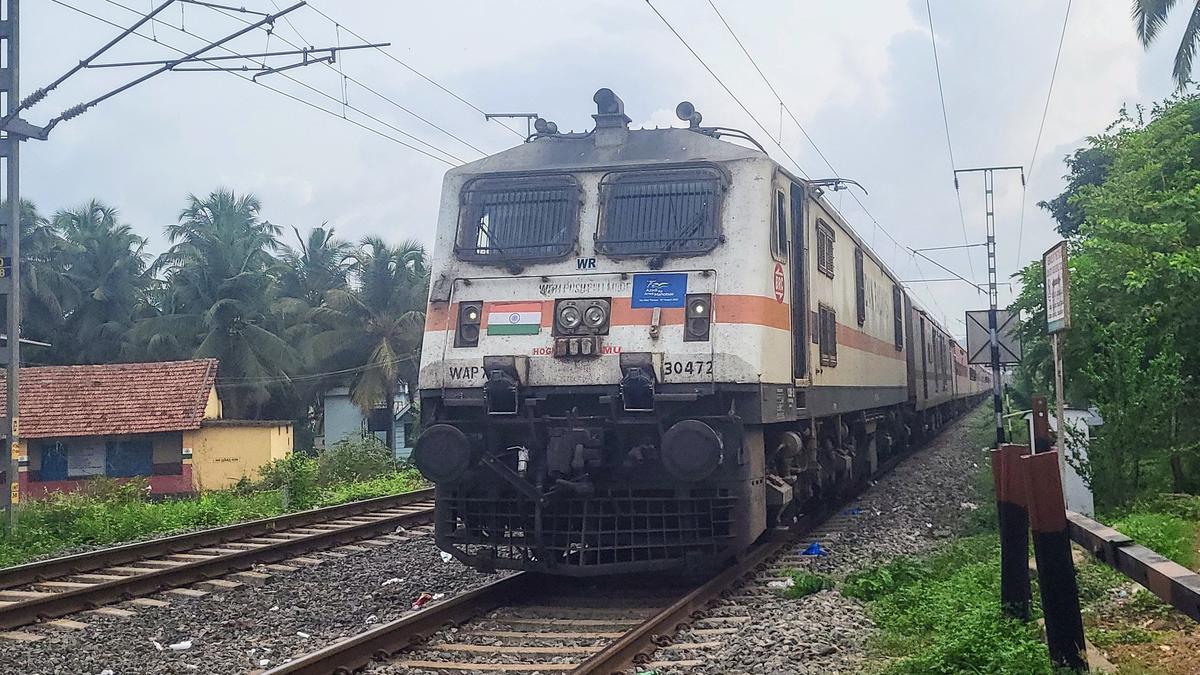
[
  {"xmin": 421, "ymin": 384, "xmax": 764, "ymax": 576},
  {"xmin": 418, "ymin": 383, "xmax": 984, "ymax": 577}
]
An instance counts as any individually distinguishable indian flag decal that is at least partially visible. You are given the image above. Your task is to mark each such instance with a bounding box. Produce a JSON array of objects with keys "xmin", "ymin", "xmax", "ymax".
[{"xmin": 486, "ymin": 301, "xmax": 542, "ymax": 336}]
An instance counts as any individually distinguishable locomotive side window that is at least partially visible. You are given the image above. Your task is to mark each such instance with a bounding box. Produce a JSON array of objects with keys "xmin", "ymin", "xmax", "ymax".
[
  {"xmin": 854, "ymin": 247, "xmax": 866, "ymax": 326},
  {"xmin": 456, "ymin": 174, "xmax": 581, "ymax": 262},
  {"xmin": 597, "ymin": 167, "xmax": 724, "ymax": 257},
  {"xmin": 772, "ymin": 189, "xmax": 788, "ymax": 261},
  {"xmin": 816, "ymin": 220, "xmax": 835, "ymax": 278},
  {"xmin": 818, "ymin": 304, "xmax": 838, "ymax": 367},
  {"xmin": 892, "ymin": 284, "xmax": 904, "ymax": 350}
]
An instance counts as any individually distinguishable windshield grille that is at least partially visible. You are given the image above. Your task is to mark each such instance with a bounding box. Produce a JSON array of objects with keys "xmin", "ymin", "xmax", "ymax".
[
  {"xmin": 597, "ymin": 167, "xmax": 724, "ymax": 257},
  {"xmin": 456, "ymin": 175, "xmax": 580, "ymax": 262}
]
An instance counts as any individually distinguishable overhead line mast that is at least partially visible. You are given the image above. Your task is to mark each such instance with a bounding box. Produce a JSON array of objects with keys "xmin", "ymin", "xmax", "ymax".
[{"xmin": 954, "ymin": 165, "xmax": 1025, "ymax": 448}]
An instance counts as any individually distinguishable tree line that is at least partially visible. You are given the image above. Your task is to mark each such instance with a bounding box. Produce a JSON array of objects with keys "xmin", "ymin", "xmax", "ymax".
[
  {"xmin": 7, "ymin": 189, "xmax": 429, "ymax": 446},
  {"xmin": 1013, "ymin": 93, "xmax": 1200, "ymax": 505}
]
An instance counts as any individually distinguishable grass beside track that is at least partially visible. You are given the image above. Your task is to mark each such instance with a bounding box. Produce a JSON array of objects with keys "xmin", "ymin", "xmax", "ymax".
[
  {"xmin": 836, "ymin": 406, "xmax": 1200, "ymax": 674},
  {"xmin": 0, "ymin": 468, "xmax": 426, "ymax": 568}
]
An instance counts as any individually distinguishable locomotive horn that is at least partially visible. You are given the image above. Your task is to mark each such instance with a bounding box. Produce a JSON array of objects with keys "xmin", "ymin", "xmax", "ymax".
[
  {"xmin": 412, "ymin": 424, "xmax": 475, "ymax": 483},
  {"xmin": 660, "ymin": 419, "xmax": 723, "ymax": 482}
]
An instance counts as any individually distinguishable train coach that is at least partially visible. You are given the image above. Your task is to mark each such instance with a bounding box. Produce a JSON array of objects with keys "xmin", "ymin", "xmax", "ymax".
[{"xmin": 412, "ymin": 89, "xmax": 988, "ymax": 576}]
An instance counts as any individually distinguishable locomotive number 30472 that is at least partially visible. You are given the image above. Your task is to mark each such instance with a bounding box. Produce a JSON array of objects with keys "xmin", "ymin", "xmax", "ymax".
[{"xmin": 662, "ymin": 359, "xmax": 714, "ymax": 377}]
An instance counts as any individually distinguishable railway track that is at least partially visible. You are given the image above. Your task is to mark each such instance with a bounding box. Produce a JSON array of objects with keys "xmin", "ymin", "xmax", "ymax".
[
  {"xmin": 264, "ymin": 540, "xmax": 787, "ymax": 674},
  {"xmin": 262, "ymin": 410, "xmax": 981, "ymax": 675},
  {"xmin": 0, "ymin": 488, "xmax": 435, "ymax": 631}
]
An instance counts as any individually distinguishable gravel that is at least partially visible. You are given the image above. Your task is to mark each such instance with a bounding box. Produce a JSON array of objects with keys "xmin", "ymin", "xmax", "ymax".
[
  {"xmin": 650, "ymin": 410, "xmax": 986, "ymax": 674},
  {"xmin": 0, "ymin": 528, "xmax": 501, "ymax": 675}
]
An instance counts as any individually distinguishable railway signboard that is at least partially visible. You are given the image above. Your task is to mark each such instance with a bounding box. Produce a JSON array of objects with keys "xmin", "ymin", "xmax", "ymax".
[
  {"xmin": 1043, "ymin": 242, "xmax": 1070, "ymax": 334},
  {"xmin": 965, "ymin": 309, "xmax": 1021, "ymax": 365}
]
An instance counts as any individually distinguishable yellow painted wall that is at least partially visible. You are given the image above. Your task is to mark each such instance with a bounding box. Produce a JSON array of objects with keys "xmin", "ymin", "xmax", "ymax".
[
  {"xmin": 186, "ymin": 423, "xmax": 292, "ymax": 491},
  {"xmin": 203, "ymin": 386, "xmax": 222, "ymax": 420}
]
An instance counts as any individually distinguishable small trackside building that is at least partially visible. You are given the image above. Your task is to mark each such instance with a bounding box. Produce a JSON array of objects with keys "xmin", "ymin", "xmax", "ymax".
[{"xmin": 2, "ymin": 359, "xmax": 293, "ymax": 499}]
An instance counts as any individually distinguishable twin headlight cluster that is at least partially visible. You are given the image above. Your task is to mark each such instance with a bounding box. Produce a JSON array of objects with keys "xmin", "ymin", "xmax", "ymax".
[{"xmin": 554, "ymin": 298, "xmax": 610, "ymax": 335}]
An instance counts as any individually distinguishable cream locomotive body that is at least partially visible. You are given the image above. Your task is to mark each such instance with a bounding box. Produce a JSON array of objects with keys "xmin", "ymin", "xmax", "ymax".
[{"xmin": 413, "ymin": 90, "xmax": 987, "ymax": 576}]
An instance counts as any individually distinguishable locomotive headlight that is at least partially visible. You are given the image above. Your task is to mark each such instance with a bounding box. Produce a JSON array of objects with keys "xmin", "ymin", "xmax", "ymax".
[
  {"xmin": 558, "ymin": 304, "xmax": 583, "ymax": 330},
  {"xmin": 583, "ymin": 303, "xmax": 608, "ymax": 329}
]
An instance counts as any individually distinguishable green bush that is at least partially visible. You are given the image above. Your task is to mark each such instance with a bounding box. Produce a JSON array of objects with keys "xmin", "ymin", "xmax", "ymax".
[
  {"xmin": 257, "ymin": 453, "xmax": 320, "ymax": 509},
  {"xmin": 1112, "ymin": 511, "xmax": 1197, "ymax": 569},
  {"xmin": 842, "ymin": 557, "xmax": 926, "ymax": 601},
  {"xmin": 779, "ymin": 569, "xmax": 832, "ymax": 598},
  {"xmin": 318, "ymin": 468, "xmax": 426, "ymax": 506},
  {"xmin": 315, "ymin": 437, "xmax": 396, "ymax": 486}
]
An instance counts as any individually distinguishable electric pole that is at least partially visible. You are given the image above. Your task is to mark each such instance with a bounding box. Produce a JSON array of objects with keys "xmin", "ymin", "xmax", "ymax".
[
  {"xmin": 954, "ymin": 165, "xmax": 1024, "ymax": 449},
  {"xmin": 1, "ymin": 0, "xmax": 20, "ymax": 530}
]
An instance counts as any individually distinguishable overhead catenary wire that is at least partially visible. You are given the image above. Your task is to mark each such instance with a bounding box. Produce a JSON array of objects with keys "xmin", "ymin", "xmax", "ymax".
[
  {"xmin": 644, "ymin": 0, "xmax": 811, "ymax": 179},
  {"xmin": 49, "ymin": 0, "xmax": 458, "ymax": 166},
  {"xmin": 101, "ymin": 0, "xmax": 468, "ymax": 163},
  {"xmin": 651, "ymin": 0, "xmax": 913, "ymax": 275},
  {"xmin": 206, "ymin": 0, "xmax": 490, "ymax": 156},
  {"xmin": 705, "ymin": 0, "xmax": 838, "ymax": 176},
  {"xmin": 305, "ymin": 1, "xmax": 526, "ymax": 140},
  {"xmin": 91, "ymin": 0, "xmax": 466, "ymax": 165},
  {"xmin": 924, "ymin": 0, "xmax": 977, "ymax": 282},
  {"xmin": 1016, "ymin": 0, "xmax": 1072, "ymax": 267}
]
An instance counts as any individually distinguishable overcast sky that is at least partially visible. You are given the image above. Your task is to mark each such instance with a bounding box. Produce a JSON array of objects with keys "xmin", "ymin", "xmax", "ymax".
[{"xmin": 18, "ymin": 0, "xmax": 1190, "ymax": 340}]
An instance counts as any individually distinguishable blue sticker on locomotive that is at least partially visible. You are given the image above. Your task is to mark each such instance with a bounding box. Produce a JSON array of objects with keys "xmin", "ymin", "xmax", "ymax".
[{"xmin": 631, "ymin": 273, "xmax": 688, "ymax": 308}]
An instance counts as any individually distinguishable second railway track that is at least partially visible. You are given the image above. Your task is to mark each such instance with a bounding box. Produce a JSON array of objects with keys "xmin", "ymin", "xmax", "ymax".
[{"xmin": 0, "ymin": 488, "xmax": 435, "ymax": 631}]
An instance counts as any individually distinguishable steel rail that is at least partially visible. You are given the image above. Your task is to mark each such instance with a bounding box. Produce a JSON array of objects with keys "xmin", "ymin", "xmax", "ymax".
[
  {"xmin": 574, "ymin": 541, "xmax": 783, "ymax": 674},
  {"xmin": 0, "ymin": 490, "xmax": 434, "ymax": 629},
  {"xmin": 0, "ymin": 488, "xmax": 434, "ymax": 589},
  {"xmin": 265, "ymin": 573, "xmax": 539, "ymax": 675}
]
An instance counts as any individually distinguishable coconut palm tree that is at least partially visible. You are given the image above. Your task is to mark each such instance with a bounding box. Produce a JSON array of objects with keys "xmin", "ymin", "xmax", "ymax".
[
  {"xmin": 277, "ymin": 225, "xmax": 356, "ymax": 307},
  {"xmin": 305, "ymin": 237, "xmax": 428, "ymax": 449},
  {"xmin": 1133, "ymin": 0, "xmax": 1200, "ymax": 90},
  {"xmin": 52, "ymin": 200, "xmax": 151, "ymax": 364},
  {"xmin": 0, "ymin": 200, "xmax": 75, "ymax": 353},
  {"xmin": 130, "ymin": 189, "xmax": 297, "ymax": 417}
]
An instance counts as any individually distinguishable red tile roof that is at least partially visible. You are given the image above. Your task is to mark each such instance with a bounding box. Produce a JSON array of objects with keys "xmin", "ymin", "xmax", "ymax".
[{"xmin": 0, "ymin": 359, "xmax": 218, "ymax": 439}]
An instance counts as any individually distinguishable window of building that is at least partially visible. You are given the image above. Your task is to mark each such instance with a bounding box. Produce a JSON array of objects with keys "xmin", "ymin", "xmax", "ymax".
[
  {"xmin": 816, "ymin": 219, "xmax": 835, "ymax": 278},
  {"xmin": 597, "ymin": 167, "xmax": 725, "ymax": 257},
  {"xmin": 773, "ymin": 189, "xmax": 788, "ymax": 261},
  {"xmin": 854, "ymin": 247, "xmax": 866, "ymax": 326},
  {"xmin": 892, "ymin": 284, "xmax": 904, "ymax": 350},
  {"xmin": 106, "ymin": 439, "xmax": 154, "ymax": 478},
  {"xmin": 456, "ymin": 174, "xmax": 581, "ymax": 263},
  {"xmin": 818, "ymin": 304, "xmax": 838, "ymax": 367}
]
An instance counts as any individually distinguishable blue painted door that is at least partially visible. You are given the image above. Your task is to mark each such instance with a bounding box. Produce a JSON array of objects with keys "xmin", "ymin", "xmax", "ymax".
[{"xmin": 39, "ymin": 442, "xmax": 67, "ymax": 481}]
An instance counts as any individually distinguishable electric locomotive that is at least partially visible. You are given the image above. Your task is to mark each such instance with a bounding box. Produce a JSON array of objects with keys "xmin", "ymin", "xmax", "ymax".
[{"xmin": 412, "ymin": 89, "xmax": 987, "ymax": 576}]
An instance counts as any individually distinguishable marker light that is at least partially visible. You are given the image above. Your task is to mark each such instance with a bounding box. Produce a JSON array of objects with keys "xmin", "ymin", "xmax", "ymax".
[
  {"xmin": 455, "ymin": 301, "xmax": 482, "ymax": 348},
  {"xmin": 685, "ymin": 294, "xmax": 711, "ymax": 342}
]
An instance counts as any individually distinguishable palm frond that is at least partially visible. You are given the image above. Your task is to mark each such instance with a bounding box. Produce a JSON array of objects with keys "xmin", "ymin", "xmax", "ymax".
[
  {"xmin": 1133, "ymin": 0, "xmax": 1181, "ymax": 46},
  {"xmin": 1173, "ymin": 2, "xmax": 1200, "ymax": 88}
]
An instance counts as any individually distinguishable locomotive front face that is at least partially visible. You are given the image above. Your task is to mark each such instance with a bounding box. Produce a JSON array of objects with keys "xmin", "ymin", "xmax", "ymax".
[{"xmin": 413, "ymin": 94, "xmax": 777, "ymax": 575}]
